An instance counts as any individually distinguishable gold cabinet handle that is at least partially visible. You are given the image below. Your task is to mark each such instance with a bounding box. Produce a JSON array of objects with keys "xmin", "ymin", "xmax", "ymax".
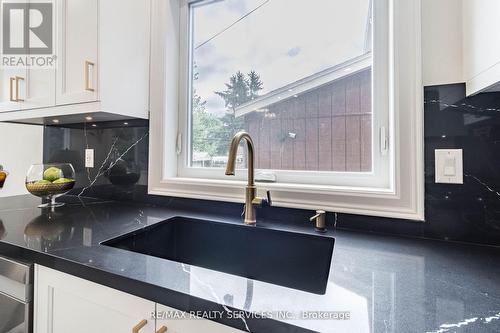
[
  {"xmin": 156, "ymin": 326, "xmax": 168, "ymax": 333},
  {"xmin": 132, "ymin": 319, "xmax": 147, "ymax": 333},
  {"xmin": 84, "ymin": 60, "xmax": 95, "ymax": 92},
  {"xmin": 9, "ymin": 77, "xmax": 15, "ymax": 101},
  {"xmin": 15, "ymin": 76, "xmax": 24, "ymax": 101}
]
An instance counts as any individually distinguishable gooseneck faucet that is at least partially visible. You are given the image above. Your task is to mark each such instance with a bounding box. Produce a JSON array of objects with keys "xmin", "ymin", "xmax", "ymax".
[{"xmin": 225, "ymin": 131, "xmax": 271, "ymax": 225}]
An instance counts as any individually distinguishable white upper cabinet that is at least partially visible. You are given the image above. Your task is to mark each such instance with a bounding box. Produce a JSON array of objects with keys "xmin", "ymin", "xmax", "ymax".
[
  {"xmin": 22, "ymin": 0, "xmax": 57, "ymax": 110},
  {"xmin": 55, "ymin": 0, "xmax": 98, "ymax": 105},
  {"xmin": 0, "ymin": 0, "xmax": 56, "ymax": 111},
  {"xmin": 99, "ymin": 0, "xmax": 150, "ymax": 119},
  {"xmin": 0, "ymin": 0, "xmax": 150, "ymax": 122},
  {"xmin": 463, "ymin": 0, "xmax": 500, "ymax": 95},
  {"xmin": 23, "ymin": 67, "xmax": 56, "ymax": 109},
  {"xmin": 0, "ymin": 67, "xmax": 26, "ymax": 112},
  {"xmin": 0, "ymin": 0, "xmax": 27, "ymax": 112}
]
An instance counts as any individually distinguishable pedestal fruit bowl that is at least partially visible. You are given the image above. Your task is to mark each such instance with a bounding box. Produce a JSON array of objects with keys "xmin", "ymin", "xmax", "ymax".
[{"xmin": 25, "ymin": 163, "xmax": 76, "ymax": 208}]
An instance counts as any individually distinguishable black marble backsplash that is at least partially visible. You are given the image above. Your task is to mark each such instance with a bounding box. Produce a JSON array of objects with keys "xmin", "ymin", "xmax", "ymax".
[
  {"xmin": 338, "ymin": 83, "xmax": 500, "ymax": 246},
  {"xmin": 43, "ymin": 119, "xmax": 149, "ymax": 201},
  {"xmin": 422, "ymin": 84, "xmax": 500, "ymax": 245},
  {"xmin": 42, "ymin": 83, "xmax": 500, "ymax": 246}
]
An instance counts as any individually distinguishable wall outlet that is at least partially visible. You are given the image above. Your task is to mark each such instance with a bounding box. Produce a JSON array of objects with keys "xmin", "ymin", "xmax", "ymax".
[{"xmin": 85, "ymin": 149, "xmax": 94, "ymax": 168}]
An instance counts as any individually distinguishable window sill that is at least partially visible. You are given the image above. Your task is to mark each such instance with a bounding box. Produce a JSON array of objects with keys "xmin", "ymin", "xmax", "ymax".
[{"xmin": 148, "ymin": 176, "xmax": 424, "ymax": 221}]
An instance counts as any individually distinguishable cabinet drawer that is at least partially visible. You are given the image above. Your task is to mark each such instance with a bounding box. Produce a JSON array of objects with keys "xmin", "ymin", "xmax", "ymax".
[{"xmin": 0, "ymin": 292, "xmax": 29, "ymax": 333}]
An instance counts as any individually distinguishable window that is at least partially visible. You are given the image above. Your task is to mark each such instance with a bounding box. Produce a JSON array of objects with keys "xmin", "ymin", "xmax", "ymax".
[
  {"xmin": 181, "ymin": 0, "xmax": 387, "ymax": 188},
  {"xmin": 148, "ymin": 0, "xmax": 424, "ymax": 220}
]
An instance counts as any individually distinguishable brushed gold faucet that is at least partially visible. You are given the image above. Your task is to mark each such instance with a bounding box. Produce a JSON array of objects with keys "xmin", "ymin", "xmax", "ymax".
[{"xmin": 225, "ymin": 131, "xmax": 271, "ymax": 225}]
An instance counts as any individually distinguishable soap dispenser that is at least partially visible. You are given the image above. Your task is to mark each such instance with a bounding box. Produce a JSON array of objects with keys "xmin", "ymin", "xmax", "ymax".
[{"xmin": 310, "ymin": 210, "xmax": 327, "ymax": 233}]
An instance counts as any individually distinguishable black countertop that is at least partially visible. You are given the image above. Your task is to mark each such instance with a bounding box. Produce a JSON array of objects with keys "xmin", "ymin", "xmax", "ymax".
[{"xmin": 0, "ymin": 195, "xmax": 499, "ymax": 333}]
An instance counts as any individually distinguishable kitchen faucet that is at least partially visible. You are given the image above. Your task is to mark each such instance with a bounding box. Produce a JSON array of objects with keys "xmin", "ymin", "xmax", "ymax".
[{"xmin": 225, "ymin": 131, "xmax": 271, "ymax": 225}]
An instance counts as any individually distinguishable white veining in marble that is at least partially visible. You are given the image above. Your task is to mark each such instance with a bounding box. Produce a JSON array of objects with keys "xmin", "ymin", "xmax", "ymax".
[
  {"xmin": 426, "ymin": 311, "xmax": 500, "ymax": 333},
  {"xmin": 465, "ymin": 173, "xmax": 500, "ymax": 198},
  {"xmin": 78, "ymin": 131, "xmax": 149, "ymax": 197},
  {"xmin": 484, "ymin": 311, "xmax": 500, "ymax": 323},
  {"xmin": 425, "ymin": 99, "xmax": 500, "ymax": 113},
  {"xmin": 181, "ymin": 263, "xmax": 251, "ymax": 332}
]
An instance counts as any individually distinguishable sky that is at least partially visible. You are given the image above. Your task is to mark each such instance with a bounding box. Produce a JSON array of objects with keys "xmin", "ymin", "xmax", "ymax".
[{"xmin": 192, "ymin": 0, "xmax": 371, "ymax": 116}]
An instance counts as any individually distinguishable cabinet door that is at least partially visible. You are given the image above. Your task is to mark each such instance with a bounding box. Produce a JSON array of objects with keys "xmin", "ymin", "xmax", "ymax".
[
  {"xmin": 99, "ymin": 0, "xmax": 150, "ymax": 118},
  {"xmin": 22, "ymin": 0, "xmax": 56, "ymax": 109},
  {"xmin": 463, "ymin": 0, "xmax": 500, "ymax": 94},
  {"xmin": 55, "ymin": 0, "xmax": 98, "ymax": 105},
  {"xmin": 0, "ymin": 68, "xmax": 26, "ymax": 112},
  {"xmin": 34, "ymin": 265, "xmax": 155, "ymax": 333},
  {"xmin": 23, "ymin": 68, "xmax": 56, "ymax": 109},
  {"xmin": 156, "ymin": 304, "xmax": 247, "ymax": 333},
  {"xmin": 0, "ymin": 0, "xmax": 26, "ymax": 112}
]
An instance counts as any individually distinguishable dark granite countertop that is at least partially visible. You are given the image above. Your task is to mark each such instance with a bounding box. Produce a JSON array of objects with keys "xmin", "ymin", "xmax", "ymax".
[{"xmin": 0, "ymin": 195, "xmax": 499, "ymax": 333}]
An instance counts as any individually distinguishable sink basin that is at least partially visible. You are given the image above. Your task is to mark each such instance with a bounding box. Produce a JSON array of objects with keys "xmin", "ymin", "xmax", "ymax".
[{"xmin": 103, "ymin": 217, "xmax": 334, "ymax": 294}]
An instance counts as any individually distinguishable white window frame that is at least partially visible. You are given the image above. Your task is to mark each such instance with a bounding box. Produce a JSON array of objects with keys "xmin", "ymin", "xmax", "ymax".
[{"xmin": 148, "ymin": 0, "xmax": 424, "ymax": 221}]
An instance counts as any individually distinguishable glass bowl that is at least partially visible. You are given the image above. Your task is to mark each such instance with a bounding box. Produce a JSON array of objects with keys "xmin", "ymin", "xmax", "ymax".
[{"xmin": 25, "ymin": 163, "xmax": 76, "ymax": 208}]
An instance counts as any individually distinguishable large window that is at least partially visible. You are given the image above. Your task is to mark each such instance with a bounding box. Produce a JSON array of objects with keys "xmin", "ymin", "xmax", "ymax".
[
  {"xmin": 148, "ymin": 0, "xmax": 424, "ymax": 220},
  {"xmin": 189, "ymin": 0, "xmax": 372, "ymax": 168},
  {"xmin": 181, "ymin": 0, "xmax": 387, "ymax": 187}
]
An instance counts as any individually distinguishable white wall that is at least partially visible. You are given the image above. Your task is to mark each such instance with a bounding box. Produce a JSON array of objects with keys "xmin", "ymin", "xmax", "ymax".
[
  {"xmin": 0, "ymin": 123, "xmax": 43, "ymax": 197},
  {"xmin": 422, "ymin": 0, "xmax": 464, "ymax": 86}
]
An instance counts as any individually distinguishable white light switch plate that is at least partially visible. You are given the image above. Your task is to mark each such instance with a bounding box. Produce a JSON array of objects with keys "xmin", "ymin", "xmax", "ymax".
[
  {"xmin": 435, "ymin": 149, "xmax": 463, "ymax": 184},
  {"xmin": 85, "ymin": 149, "xmax": 94, "ymax": 168}
]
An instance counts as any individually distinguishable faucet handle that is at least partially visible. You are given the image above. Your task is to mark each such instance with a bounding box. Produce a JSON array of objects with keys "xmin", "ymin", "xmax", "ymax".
[
  {"xmin": 252, "ymin": 190, "xmax": 272, "ymax": 207},
  {"xmin": 265, "ymin": 190, "xmax": 272, "ymax": 207}
]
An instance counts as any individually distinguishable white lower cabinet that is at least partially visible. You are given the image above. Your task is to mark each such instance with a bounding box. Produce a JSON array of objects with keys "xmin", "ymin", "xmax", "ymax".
[
  {"xmin": 34, "ymin": 265, "xmax": 246, "ymax": 333},
  {"xmin": 35, "ymin": 265, "xmax": 155, "ymax": 333}
]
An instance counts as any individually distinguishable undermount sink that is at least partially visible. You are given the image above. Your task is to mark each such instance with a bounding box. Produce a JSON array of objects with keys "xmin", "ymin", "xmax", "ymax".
[{"xmin": 102, "ymin": 217, "xmax": 335, "ymax": 294}]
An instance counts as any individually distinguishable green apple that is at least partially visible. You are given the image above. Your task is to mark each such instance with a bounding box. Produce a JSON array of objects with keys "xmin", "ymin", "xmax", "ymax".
[
  {"xmin": 35, "ymin": 179, "xmax": 52, "ymax": 185},
  {"xmin": 43, "ymin": 167, "xmax": 62, "ymax": 182},
  {"xmin": 52, "ymin": 178, "xmax": 74, "ymax": 184}
]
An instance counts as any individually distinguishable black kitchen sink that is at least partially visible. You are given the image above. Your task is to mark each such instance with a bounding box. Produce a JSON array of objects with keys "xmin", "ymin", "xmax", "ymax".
[{"xmin": 102, "ymin": 217, "xmax": 334, "ymax": 294}]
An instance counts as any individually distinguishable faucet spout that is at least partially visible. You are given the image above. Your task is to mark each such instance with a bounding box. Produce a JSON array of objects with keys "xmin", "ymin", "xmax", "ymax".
[{"xmin": 225, "ymin": 131, "xmax": 255, "ymax": 186}]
